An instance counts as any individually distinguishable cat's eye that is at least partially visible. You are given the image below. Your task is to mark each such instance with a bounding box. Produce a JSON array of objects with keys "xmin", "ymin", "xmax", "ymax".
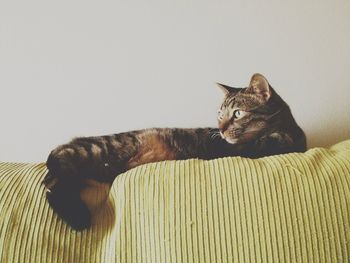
[{"xmin": 233, "ymin": 110, "xmax": 242, "ymax": 119}]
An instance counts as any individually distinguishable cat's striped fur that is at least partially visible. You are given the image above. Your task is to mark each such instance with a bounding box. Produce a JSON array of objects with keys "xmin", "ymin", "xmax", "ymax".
[{"xmin": 43, "ymin": 73, "xmax": 306, "ymax": 230}]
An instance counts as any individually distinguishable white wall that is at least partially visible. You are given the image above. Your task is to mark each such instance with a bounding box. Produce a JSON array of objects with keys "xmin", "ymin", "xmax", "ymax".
[{"xmin": 1, "ymin": 0, "xmax": 350, "ymax": 162}]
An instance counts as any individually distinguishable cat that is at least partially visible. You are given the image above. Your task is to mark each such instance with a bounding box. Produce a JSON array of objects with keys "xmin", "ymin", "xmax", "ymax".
[{"xmin": 43, "ymin": 73, "xmax": 306, "ymax": 230}]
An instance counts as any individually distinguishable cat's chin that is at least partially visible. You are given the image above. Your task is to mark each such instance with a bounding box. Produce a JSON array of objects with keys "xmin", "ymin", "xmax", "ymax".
[
  {"xmin": 220, "ymin": 132, "xmax": 239, "ymax": 144},
  {"xmin": 224, "ymin": 138, "xmax": 239, "ymax": 144}
]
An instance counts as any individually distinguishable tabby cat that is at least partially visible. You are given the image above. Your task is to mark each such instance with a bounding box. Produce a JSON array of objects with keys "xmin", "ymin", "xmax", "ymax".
[{"xmin": 43, "ymin": 73, "xmax": 306, "ymax": 230}]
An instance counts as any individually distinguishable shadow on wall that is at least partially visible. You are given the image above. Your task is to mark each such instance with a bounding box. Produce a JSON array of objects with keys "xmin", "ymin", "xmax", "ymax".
[{"xmin": 307, "ymin": 126, "xmax": 350, "ymax": 149}]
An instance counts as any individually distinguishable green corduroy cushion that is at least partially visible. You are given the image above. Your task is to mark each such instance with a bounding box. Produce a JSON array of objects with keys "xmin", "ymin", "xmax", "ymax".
[{"xmin": 1, "ymin": 140, "xmax": 350, "ymax": 262}]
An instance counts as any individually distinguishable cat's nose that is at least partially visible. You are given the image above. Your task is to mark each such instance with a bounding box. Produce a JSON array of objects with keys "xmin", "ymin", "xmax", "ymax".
[{"xmin": 219, "ymin": 121, "xmax": 229, "ymax": 133}]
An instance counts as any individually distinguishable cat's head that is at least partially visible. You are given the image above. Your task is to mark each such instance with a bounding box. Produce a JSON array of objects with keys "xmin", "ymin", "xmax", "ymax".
[{"xmin": 217, "ymin": 73, "xmax": 285, "ymax": 144}]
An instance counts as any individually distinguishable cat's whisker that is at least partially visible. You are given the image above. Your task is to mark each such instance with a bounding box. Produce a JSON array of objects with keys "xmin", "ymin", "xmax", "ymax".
[
  {"xmin": 211, "ymin": 133, "xmax": 221, "ymax": 139},
  {"xmin": 209, "ymin": 129, "xmax": 219, "ymax": 134},
  {"xmin": 209, "ymin": 129, "xmax": 219, "ymax": 133}
]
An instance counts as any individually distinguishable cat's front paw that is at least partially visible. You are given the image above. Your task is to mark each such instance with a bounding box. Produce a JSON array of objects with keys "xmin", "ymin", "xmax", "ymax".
[
  {"xmin": 43, "ymin": 145, "xmax": 91, "ymax": 230},
  {"xmin": 45, "ymin": 177, "xmax": 91, "ymax": 231},
  {"xmin": 43, "ymin": 144, "xmax": 112, "ymax": 231},
  {"xmin": 43, "ymin": 144, "xmax": 84, "ymax": 194}
]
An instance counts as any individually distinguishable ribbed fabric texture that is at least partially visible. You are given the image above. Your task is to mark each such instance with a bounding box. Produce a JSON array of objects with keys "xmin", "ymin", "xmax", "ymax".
[{"xmin": 1, "ymin": 140, "xmax": 350, "ymax": 262}]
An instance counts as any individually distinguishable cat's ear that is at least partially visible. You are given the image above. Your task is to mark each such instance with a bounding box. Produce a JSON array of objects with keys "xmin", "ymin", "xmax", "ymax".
[
  {"xmin": 216, "ymin": 83, "xmax": 241, "ymax": 96},
  {"xmin": 246, "ymin": 73, "xmax": 271, "ymax": 102}
]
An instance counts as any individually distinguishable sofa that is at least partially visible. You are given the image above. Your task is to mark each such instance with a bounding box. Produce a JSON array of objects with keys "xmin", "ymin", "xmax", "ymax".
[{"xmin": 1, "ymin": 140, "xmax": 350, "ymax": 262}]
